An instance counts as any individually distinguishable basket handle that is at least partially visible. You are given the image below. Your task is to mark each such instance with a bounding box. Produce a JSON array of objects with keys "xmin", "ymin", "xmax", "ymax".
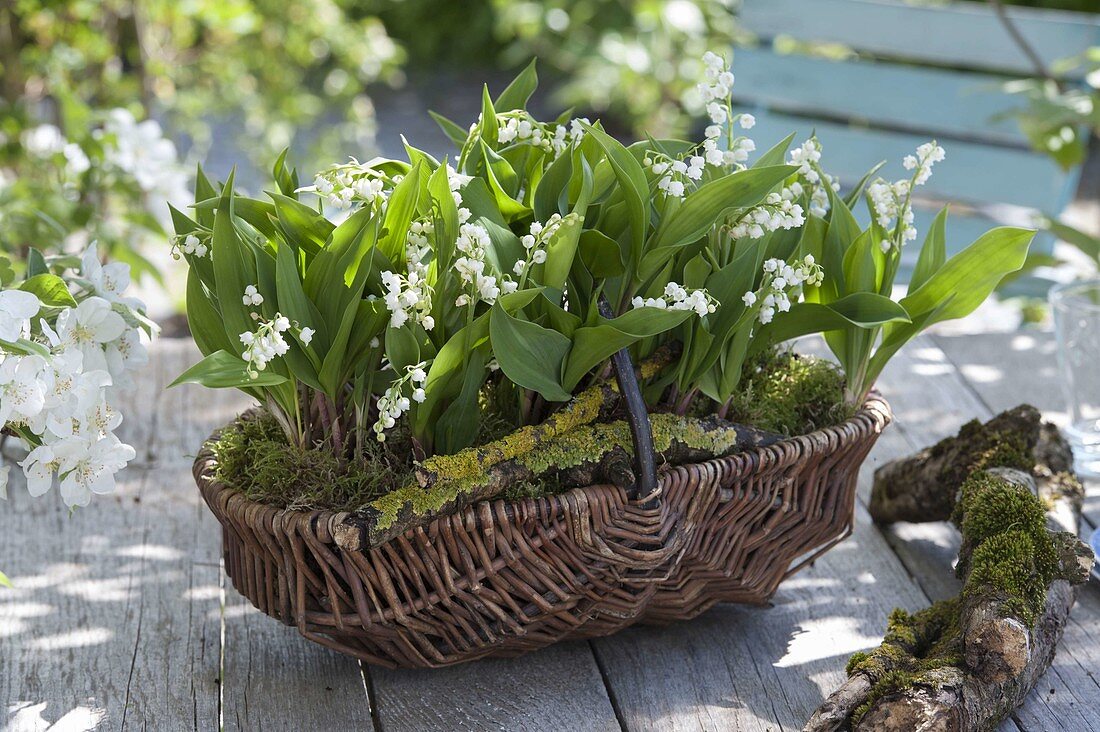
[{"xmin": 597, "ymin": 294, "xmax": 658, "ymax": 503}]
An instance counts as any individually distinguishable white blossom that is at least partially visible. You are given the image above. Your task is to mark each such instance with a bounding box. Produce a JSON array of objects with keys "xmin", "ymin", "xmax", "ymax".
[
  {"xmin": 1, "ymin": 245, "xmax": 148, "ymax": 508},
  {"xmin": 373, "ymin": 362, "xmax": 429, "ymax": 441},
  {"xmin": 730, "ymin": 186, "xmax": 805, "ymax": 240},
  {"xmin": 309, "ymin": 159, "xmax": 392, "ymax": 214},
  {"xmin": 100, "ymin": 109, "xmax": 189, "ymax": 212},
  {"xmin": 868, "ymin": 141, "xmax": 944, "ymax": 252},
  {"xmin": 81, "ymin": 244, "xmax": 142, "ymax": 309},
  {"xmin": 22, "ymin": 125, "xmax": 66, "ymax": 158},
  {"xmin": 242, "ymin": 285, "xmax": 264, "ymax": 307},
  {"xmin": 631, "ymin": 282, "xmax": 718, "ymax": 317},
  {"xmin": 743, "ymin": 256, "xmax": 824, "ymax": 325},
  {"xmin": 171, "ymin": 233, "xmax": 209, "ymax": 259},
  {"xmin": 239, "ymin": 313, "xmax": 293, "ymax": 379},
  {"xmin": 0, "ymin": 290, "xmax": 40, "ymax": 341}
]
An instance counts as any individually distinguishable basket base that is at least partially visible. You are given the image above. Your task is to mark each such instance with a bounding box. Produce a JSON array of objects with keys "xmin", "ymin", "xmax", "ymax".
[{"xmin": 198, "ymin": 396, "xmax": 891, "ymax": 668}]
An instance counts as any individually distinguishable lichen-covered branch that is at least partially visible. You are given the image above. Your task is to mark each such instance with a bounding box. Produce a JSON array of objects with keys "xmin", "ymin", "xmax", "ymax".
[
  {"xmin": 412, "ymin": 343, "xmax": 679, "ymax": 490},
  {"xmin": 806, "ymin": 406, "xmax": 1094, "ymax": 732},
  {"xmin": 332, "ymin": 413, "xmax": 781, "ymax": 551}
]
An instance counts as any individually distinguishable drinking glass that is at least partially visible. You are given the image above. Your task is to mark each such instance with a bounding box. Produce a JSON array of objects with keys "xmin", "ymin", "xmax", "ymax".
[{"xmin": 1051, "ymin": 278, "xmax": 1100, "ymax": 477}]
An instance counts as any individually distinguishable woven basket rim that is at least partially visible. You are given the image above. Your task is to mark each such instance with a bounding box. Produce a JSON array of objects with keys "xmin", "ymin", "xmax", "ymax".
[{"xmin": 193, "ymin": 392, "xmax": 891, "ymax": 539}]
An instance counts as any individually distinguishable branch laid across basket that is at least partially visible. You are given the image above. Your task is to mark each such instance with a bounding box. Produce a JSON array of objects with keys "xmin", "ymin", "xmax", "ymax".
[
  {"xmin": 328, "ymin": 341, "xmax": 786, "ymax": 551},
  {"xmin": 805, "ymin": 406, "xmax": 1094, "ymax": 732}
]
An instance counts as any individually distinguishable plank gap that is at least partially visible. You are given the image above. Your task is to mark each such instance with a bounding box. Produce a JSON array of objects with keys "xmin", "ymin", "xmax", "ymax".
[
  {"xmin": 360, "ymin": 661, "xmax": 385, "ymax": 732},
  {"xmin": 587, "ymin": 640, "xmax": 630, "ymax": 732}
]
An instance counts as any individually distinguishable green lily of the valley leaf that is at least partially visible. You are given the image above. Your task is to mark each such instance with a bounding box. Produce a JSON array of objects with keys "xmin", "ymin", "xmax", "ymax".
[
  {"xmin": 270, "ymin": 193, "xmax": 333, "ymax": 253},
  {"xmin": 434, "ymin": 349, "xmax": 489, "ymax": 454},
  {"xmin": 578, "ymin": 229, "xmax": 625, "ymax": 278},
  {"xmin": 752, "ymin": 133, "xmax": 797, "ymax": 169},
  {"xmin": 211, "ymin": 172, "xmax": 259, "ymax": 352},
  {"xmin": 897, "ymin": 226, "xmax": 1034, "ymax": 327},
  {"xmin": 641, "ymin": 164, "xmax": 797, "ymax": 279},
  {"xmin": 489, "ymin": 302, "xmax": 573, "ymax": 402},
  {"xmin": 581, "ymin": 122, "xmax": 650, "ymax": 266},
  {"xmin": 909, "ymin": 207, "xmax": 949, "ymax": 291},
  {"xmin": 537, "ymin": 212, "xmax": 583, "ymax": 290},
  {"xmin": 750, "ymin": 293, "xmax": 912, "ymax": 355},
  {"xmin": 562, "ymin": 306, "xmax": 693, "ymax": 390},
  {"xmin": 429, "ymin": 111, "xmax": 469, "ymax": 148},
  {"xmin": 170, "ymin": 350, "xmax": 288, "ymax": 389},
  {"xmin": 413, "ymin": 288, "xmax": 542, "ymax": 436},
  {"xmin": 494, "ymin": 59, "xmax": 538, "ymax": 112}
]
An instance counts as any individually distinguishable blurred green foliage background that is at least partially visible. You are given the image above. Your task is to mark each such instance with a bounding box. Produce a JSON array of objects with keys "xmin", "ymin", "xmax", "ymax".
[{"xmin": 0, "ymin": 0, "xmax": 1095, "ymax": 292}]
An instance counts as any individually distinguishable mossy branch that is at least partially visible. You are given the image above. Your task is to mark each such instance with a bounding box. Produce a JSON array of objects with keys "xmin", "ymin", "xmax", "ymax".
[
  {"xmin": 412, "ymin": 343, "xmax": 679, "ymax": 490},
  {"xmin": 806, "ymin": 406, "xmax": 1094, "ymax": 732},
  {"xmin": 332, "ymin": 413, "xmax": 782, "ymax": 551},
  {"xmin": 868, "ymin": 404, "xmax": 1040, "ymax": 524}
]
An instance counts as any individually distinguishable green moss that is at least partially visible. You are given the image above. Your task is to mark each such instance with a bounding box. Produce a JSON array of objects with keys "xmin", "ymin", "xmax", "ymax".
[
  {"xmin": 726, "ymin": 350, "xmax": 853, "ymax": 437},
  {"xmin": 954, "ymin": 471, "xmax": 1059, "ymax": 627},
  {"xmin": 936, "ymin": 418, "xmax": 1033, "ymax": 492},
  {"xmin": 845, "ymin": 651, "xmax": 870, "ymax": 676},
  {"xmin": 214, "ymin": 350, "xmax": 854, "ymax": 516},
  {"xmin": 209, "ymin": 412, "xmax": 410, "ymax": 512},
  {"xmin": 966, "ymin": 532, "xmax": 1045, "ymax": 623},
  {"xmin": 367, "ymin": 412, "xmax": 756, "ymax": 530},
  {"xmin": 854, "ymin": 669, "xmax": 917, "ymax": 723},
  {"xmin": 846, "ymin": 470, "xmax": 1063, "ymax": 721},
  {"xmin": 847, "ymin": 598, "xmax": 964, "ymax": 724},
  {"xmin": 957, "ymin": 479, "xmax": 1047, "ymax": 547}
]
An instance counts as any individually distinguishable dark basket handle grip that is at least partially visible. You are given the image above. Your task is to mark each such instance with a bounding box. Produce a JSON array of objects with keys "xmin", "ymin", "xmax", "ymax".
[{"xmin": 597, "ymin": 294, "xmax": 658, "ymax": 504}]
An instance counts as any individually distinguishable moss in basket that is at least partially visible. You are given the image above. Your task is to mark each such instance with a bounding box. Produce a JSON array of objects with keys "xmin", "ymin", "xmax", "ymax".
[
  {"xmin": 724, "ymin": 350, "xmax": 854, "ymax": 437},
  {"xmin": 210, "ymin": 413, "xmax": 413, "ymax": 512}
]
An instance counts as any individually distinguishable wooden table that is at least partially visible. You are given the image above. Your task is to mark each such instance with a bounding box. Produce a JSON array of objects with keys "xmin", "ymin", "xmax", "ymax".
[{"xmin": 2, "ymin": 332, "xmax": 1098, "ymax": 731}]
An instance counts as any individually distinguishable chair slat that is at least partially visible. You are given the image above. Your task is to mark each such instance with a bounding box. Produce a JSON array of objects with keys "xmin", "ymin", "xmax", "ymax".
[
  {"xmin": 732, "ymin": 48, "xmax": 1028, "ymax": 146},
  {"xmin": 740, "ymin": 0, "xmax": 1100, "ymax": 77},
  {"xmin": 746, "ymin": 110, "xmax": 1074, "ymax": 212}
]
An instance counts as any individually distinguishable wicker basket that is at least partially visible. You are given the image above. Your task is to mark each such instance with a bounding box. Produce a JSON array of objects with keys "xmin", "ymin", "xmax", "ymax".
[{"xmin": 193, "ymin": 393, "xmax": 891, "ymax": 668}]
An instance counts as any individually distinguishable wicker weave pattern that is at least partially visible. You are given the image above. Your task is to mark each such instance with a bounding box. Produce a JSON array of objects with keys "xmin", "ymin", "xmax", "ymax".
[{"xmin": 194, "ymin": 396, "xmax": 891, "ymax": 668}]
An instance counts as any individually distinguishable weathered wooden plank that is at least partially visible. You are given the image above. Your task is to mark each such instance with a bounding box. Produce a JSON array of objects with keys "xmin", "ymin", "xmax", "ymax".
[
  {"xmin": 370, "ymin": 642, "xmax": 622, "ymax": 732},
  {"xmin": 219, "ymin": 590, "xmax": 377, "ymax": 731},
  {"xmin": 732, "ymin": 48, "xmax": 1028, "ymax": 145},
  {"xmin": 746, "ymin": 109, "xmax": 1073, "ymax": 212},
  {"xmin": 740, "ymin": 0, "xmax": 1100, "ymax": 76},
  {"xmin": 592, "ymin": 504, "xmax": 930, "ymax": 730},
  {"xmin": 0, "ymin": 466, "xmax": 222, "ymax": 731},
  {"xmin": 0, "ymin": 338, "xmax": 249, "ymax": 730}
]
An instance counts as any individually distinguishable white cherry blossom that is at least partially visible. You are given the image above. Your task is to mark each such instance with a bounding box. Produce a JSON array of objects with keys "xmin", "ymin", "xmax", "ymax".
[{"xmin": 0, "ymin": 290, "xmax": 40, "ymax": 341}]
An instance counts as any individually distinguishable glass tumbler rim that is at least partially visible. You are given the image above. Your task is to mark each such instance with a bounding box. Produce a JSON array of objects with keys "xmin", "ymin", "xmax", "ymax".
[{"xmin": 1050, "ymin": 278, "xmax": 1100, "ymax": 314}]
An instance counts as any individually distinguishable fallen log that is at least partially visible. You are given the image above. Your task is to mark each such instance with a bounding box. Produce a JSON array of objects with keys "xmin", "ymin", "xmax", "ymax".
[{"xmin": 806, "ymin": 406, "xmax": 1093, "ymax": 732}]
